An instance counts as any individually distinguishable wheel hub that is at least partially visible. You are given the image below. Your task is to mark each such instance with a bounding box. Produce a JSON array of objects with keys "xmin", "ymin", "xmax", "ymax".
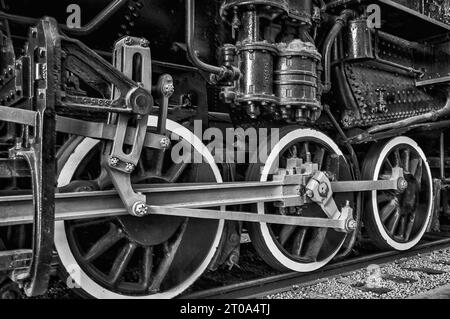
[
  {"xmin": 398, "ymin": 173, "xmax": 420, "ymax": 214},
  {"xmin": 397, "ymin": 177, "xmax": 409, "ymax": 192}
]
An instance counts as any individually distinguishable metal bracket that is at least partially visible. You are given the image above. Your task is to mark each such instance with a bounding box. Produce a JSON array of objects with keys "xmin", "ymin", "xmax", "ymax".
[
  {"xmin": 149, "ymin": 74, "xmax": 173, "ymax": 176},
  {"xmin": 106, "ymin": 72, "xmax": 175, "ymax": 217},
  {"xmin": 103, "ymin": 36, "xmax": 154, "ymax": 217},
  {"xmin": 103, "ymin": 114, "xmax": 149, "ymax": 216},
  {"xmin": 60, "ymin": 35, "xmax": 153, "ymax": 115},
  {"xmin": 0, "ymin": 105, "xmax": 168, "ymax": 151},
  {"xmin": 305, "ymin": 170, "xmax": 356, "ymax": 232},
  {"xmin": 306, "ymin": 171, "xmax": 340, "ymax": 219},
  {"xmin": 7, "ymin": 18, "xmax": 58, "ymax": 297}
]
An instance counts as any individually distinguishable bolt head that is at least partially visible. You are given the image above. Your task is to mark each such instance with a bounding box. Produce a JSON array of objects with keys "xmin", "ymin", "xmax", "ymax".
[
  {"xmin": 133, "ymin": 202, "xmax": 148, "ymax": 217},
  {"xmin": 109, "ymin": 157, "xmax": 119, "ymax": 167},
  {"xmin": 318, "ymin": 182, "xmax": 329, "ymax": 197},
  {"xmin": 306, "ymin": 189, "xmax": 314, "ymax": 198},
  {"xmin": 125, "ymin": 163, "xmax": 135, "ymax": 172},
  {"xmin": 398, "ymin": 177, "xmax": 408, "ymax": 191},
  {"xmin": 347, "ymin": 219, "xmax": 357, "ymax": 231},
  {"xmin": 162, "ymin": 83, "xmax": 175, "ymax": 97},
  {"xmin": 139, "ymin": 38, "xmax": 149, "ymax": 47},
  {"xmin": 124, "ymin": 36, "xmax": 133, "ymax": 45},
  {"xmin": 160, "ymin": 137, "xmax": 171, "ymax": 148}
]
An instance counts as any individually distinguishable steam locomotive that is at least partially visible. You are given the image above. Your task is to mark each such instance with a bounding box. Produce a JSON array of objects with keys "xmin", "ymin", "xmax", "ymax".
[{"xmin": 0, "ymin": 0, "xmax": 449, "ymax": 299}]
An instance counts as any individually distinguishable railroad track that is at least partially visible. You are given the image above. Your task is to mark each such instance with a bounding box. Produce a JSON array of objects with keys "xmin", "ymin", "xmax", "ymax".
[{"xmin": 181, "ymin": 234, "xmax": 450, "ymax": 299}]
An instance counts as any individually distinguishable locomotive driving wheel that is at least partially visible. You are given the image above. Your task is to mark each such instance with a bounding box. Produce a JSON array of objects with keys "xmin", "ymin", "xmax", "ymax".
[
  {"xmin": 55, "ymin": 116, "xmax": 224, "ymax": 299},
  {"xmin": 246, "ymin": 127, "xmax": 354, "ymax": 272},
  {"xmin": 362, "ymin": 137, "xmax": 433, "ymax": 251}
]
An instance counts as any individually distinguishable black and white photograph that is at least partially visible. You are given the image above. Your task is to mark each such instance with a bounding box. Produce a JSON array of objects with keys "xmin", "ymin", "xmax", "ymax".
[{"xmin": 0, "ymin": 0, "xmax": 449, "ymax": 313}]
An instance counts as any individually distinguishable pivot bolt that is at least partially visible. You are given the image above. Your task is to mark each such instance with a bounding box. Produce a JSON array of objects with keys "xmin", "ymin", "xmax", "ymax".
[
  {"xmin": 132, "ymin": 201, "xmax": 148, "ymax": 217},
  {"xmin": 162, "ymin": 83, "xmax": 175, "ymax": 97},
  {"xmin": 125, "ymin": 163, "xmax": 135, "ymax": 172},
  {"xmin": 398, "ymin": 177, "xmax": 408, "ymax": 191},
  {"xmin": 306, "ymin": 189, "xmax": 314, "ymax": 198},
  {"xmin": 347, "ymin": 219, "xmax": 357, "ymax": 231},
  {"xmin": 139, "ymin": 38, "xmax": 149, "ymax": 47},
  {"xmin": 124, "ymin": 36, "xmax": 133, "ymax": 45},
  {"xmin": 109, "ymin": 157, "xmax": 119, "ymax": 167},
  {"xmin": 160, "ymin": 137, "xmax": 171, "ymax": 148},
  {"xmin": 318, "ymin": 182, "xmax": 329, "ymax": 197}
]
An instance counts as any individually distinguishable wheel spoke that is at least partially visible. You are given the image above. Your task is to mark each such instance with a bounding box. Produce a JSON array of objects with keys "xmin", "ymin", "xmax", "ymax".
[
  {"xmin": 377, "ymin": 191, "xmax": 394, "ymax": 205},
  {"xmin": 107, "ymin": 242, "xmax": 137, "ymax": 286},
  {"xmin": 148, "ymin": 219, "xmax": 188, "ymax": 293},
  {"xmin": 398, "ymin": 216, "xmax": 407, "ymax": 239},
  {"xmin": 404, "ymin": 215, "xmax": 415, "ymax": 241},
  {"xmin": 303, "ymin": 142, "xmax": 310, "ymax": 156},
  {"xmin": 410, "ymin": 158, "xmax": 420, "ymax": 177},
  {"xmin": 384, "ymin": 158, "xmax": 394, "ymax": 170},
  {"xmin": 386, "ymin": 208, "xmax": 401, "ymax": 235},
  {"xmin": 291, "ymin": 228, "xmax": 307, "ymax": 256},
  {"xmin": 413, "ymin": 158, "xmax": 423, "ymax": 185},
  {"xmin": 152, "ymin": 150, "xmax": 166, "ymax": 176},
  {"xmin": 380, "ymin": 200, "xmax": 397, "ymax": 223},
  {"xmin": 313, "ymin": 147, "xmax": 326, "ymax": 171},
  {"xmin": 278, "ymin": 225, "xmax": 297, "ymax": 246},
  {"xmin": 141, "ymin": 246, "xmax": 154, "ymax": 291},
  {"xmin": 394, "ymin": 149, "xmax": 401, "ymax": 167},
  {"xmin": 164, "ymin": 162, "xmax": 188, "ymax": 183},
  {"xmin": 303, "ymin": 228, "xmax": 328, "ymax": 262},
  {"xmin": 83, "ymin": 223, "xmax": 124, "ymax": 262},
  {"xmin": 289, "ymin": 145, "xmax": 298, "ymax": 158},
  {"xmin": 402, "ymin": 149, "xmax": 410, "ymax": 172}
]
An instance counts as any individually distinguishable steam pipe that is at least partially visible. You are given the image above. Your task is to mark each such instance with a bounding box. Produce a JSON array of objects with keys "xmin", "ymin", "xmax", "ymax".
[
  {"xmin": 322, "ymin": 9, "xmax": 355, "ymax": 94},
  {"xmin": 368, "ymin": 91, "xmax": 450, "ymax": 133},
  {"xmin": 372, "ymin": 31, "xmax": 424, "ymax": 77},
  {"xmin": 185, "ymin": 0, "xmax": 239, "ymax": 81},
  {"xmin": 376, "ymin": 30, "xmax": 430, "ymax": 54},
  {"xmin": 0, "ymin": 11, "xmax": 37, "ymax": 25},
  {"xmin": 61, "ymin": 0, "xmax": 128, "ymax": 36}
]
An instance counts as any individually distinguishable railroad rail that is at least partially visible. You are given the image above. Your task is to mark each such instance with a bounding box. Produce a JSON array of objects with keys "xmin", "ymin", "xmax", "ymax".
[{"xmin": 182, "ymin": 234, "xmax": 450, "ymax": 299}]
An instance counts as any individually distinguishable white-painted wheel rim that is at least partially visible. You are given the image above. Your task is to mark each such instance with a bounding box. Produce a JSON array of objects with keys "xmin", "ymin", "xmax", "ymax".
[
  {"xmin": 55, "ymin": 116, "xmax": 224, "ymax": 299},
  {"xmin": 257, "ymin": 128, "xmax": 346, "ymax": 272},
  {"xmin": 370, "ymin": 136, "xmax": 433, "ymax": 251}
]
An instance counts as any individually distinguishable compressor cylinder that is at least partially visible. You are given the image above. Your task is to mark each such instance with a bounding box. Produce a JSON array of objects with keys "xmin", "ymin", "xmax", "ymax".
[{"xmin": 274, "ymin": 39, "xmax": 322, "ymax": 123}]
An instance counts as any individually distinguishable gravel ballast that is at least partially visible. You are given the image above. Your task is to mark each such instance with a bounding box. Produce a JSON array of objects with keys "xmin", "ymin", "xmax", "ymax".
[{"xmin": 266, "ymin": 249, "xmax": 450, "ymax": 299}]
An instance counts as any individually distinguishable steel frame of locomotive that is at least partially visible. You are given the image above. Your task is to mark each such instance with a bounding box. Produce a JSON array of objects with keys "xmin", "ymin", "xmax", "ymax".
[{"xmin": 0, "ymin": 0, "xmax": 448, "ymax": 299}]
